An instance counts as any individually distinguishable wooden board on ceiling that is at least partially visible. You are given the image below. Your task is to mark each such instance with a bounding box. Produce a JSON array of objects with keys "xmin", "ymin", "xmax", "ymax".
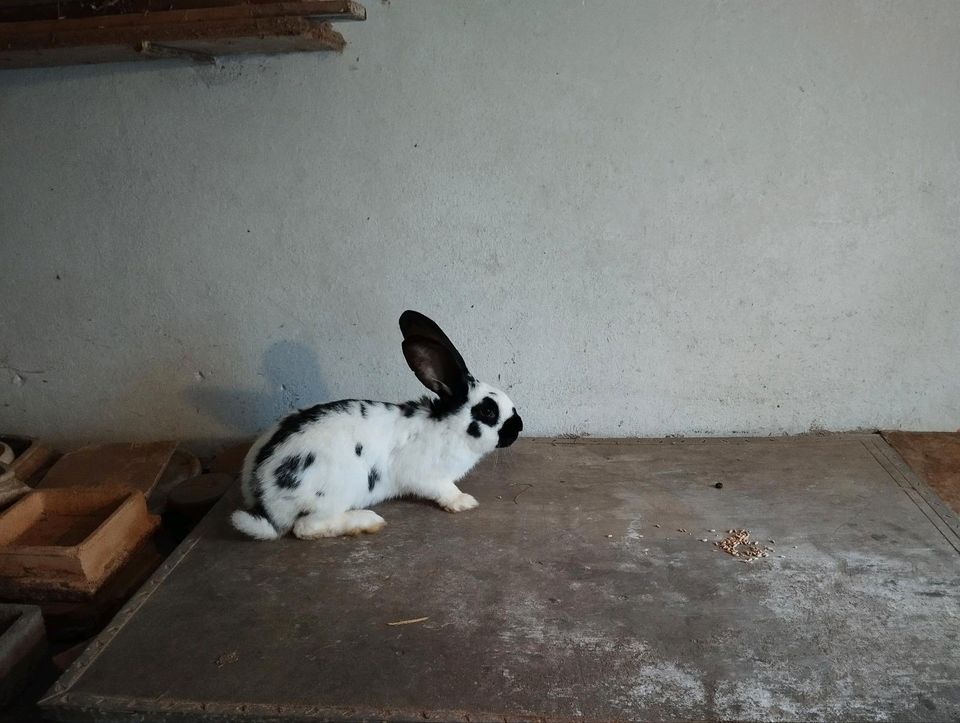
[
  {"xmin": 0, "ymin": 16, "xmax": 346, "ymax": 68},
  {"xmin": 0, "ymin": 0, "xmax": 364, "ymax": 69},
  {"xmin": 0, "ymin": 0, "xmax": 365, "ymax": 24}
]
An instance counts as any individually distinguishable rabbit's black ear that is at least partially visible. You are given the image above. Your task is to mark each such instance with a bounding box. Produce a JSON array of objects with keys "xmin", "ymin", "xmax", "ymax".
[
  {"xmin": 402, "ymin": 336, "xmax": 469, "ymax": 401},
  {"xmin": 399, "ymin": 311, "xmax": 469, "ymax": 375}
]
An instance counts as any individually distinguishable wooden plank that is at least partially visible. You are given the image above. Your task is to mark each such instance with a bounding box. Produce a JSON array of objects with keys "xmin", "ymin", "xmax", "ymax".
[
  {"xmin": 37, "ymin": 437, "xmax": 960, "ymax": 722},
  {"xmin": 881, "ymin": 430, "xmax": 960, "ymax": 515},
  {"xmin": 37, "ymin": 441, "xmax": 178, "ymax": 497},
  {"xmin": 0, "ymin": 16, "xmax": 344, "ymax": 68},
  {"xmin": 0, "ymin": 0, "xmax": 365, "ymax": 26},
  {"xmin": 3, "ymin": 1, "xmax": 364, "ymax": 33},
  {"xmin": 27, "ymin": 536, "xmax": 168, "ymax": 641}
]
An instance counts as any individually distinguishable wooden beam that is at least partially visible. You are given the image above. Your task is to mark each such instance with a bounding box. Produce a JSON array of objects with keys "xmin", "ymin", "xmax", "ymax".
[
  {"xmin": 2, "ymin": 1, "xmax": 364, "ymax": 33},
  {"xmin": 136, "ymin": 40, "xmax": 216, "ymax": 63},
  {"xmin": 0, "ymin": 0, "xmax": 365, "ymax": 24},
  {"xmin": 0, "ymin": 16, "xmax": 346, "ymax": 68}
]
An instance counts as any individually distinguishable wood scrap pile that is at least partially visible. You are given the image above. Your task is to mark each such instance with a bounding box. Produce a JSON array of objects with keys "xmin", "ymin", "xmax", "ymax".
[
  {"xmin": 0, "ymin": 436, "xmax": 58, "ymax": 508},
  {"xmin": 0, "ymin": 435, "xmax": 246, "ymax": 710},
  {"xmin": 0, "ymin": 437, "xmax": 239, "ymax": 642},
  {"xmin": 0, "ymin": 0, "xmax": 365, "ymax": 69}
]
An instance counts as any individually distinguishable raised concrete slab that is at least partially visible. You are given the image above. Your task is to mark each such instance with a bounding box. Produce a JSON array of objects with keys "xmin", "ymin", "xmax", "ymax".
[{"xmin": 42, "ymin": 436, "xmax": 960, "ymax": 722}]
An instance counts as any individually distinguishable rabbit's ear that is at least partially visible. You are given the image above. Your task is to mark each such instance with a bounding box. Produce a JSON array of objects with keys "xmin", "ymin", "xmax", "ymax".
[
  {"xmin": 402, "ymin": 336, "xmax": 469, "ymax": 400},
  {"xmin": 399, "ymin": 311, "xmax": 469, "ymax": 375}
]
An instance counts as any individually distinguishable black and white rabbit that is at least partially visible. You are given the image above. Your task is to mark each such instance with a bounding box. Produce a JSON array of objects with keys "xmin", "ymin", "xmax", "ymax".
[{"xmin": 231, "ymin": 311, "xmax": 523, "ymax": 540}]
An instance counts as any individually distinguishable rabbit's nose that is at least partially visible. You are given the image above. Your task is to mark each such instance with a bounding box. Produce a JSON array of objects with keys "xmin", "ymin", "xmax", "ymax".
[{"xmin": 497, "ymin": 411, "xmax": 523, "ymax": 448}]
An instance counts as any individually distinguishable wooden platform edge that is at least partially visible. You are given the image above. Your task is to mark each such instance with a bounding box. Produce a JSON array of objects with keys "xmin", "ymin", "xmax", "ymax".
[
  {"xmin": 40, "ymin": 434, "xmax": 954, "ymax": 722},
  {"xmin": 37, "ymin": 536, "xmax": 202, "ymax": 713},
  {"xmin": 529, "ymin": 432, "xmax": 881, "ymax": 446},
  {"xmin": 863, "ymin": 435, "xmax": 960, "ymax": 550}
]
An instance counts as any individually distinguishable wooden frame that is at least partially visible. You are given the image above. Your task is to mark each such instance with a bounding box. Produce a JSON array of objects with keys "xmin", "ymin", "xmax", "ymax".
[{"xmin": 0, "ymin": 0, "xmax": 365, "ymax": 69}]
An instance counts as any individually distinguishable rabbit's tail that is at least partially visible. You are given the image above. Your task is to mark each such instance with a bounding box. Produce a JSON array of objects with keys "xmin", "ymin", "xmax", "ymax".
[{"xmin": 231, "ymin": 504, "xmax": 281, "ymax": 540}]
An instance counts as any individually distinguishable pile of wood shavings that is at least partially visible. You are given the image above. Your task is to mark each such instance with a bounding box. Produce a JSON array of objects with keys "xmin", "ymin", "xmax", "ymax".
[{"xmin": 716, "ymin": 529, "xmax": 770, "ymax": 562}]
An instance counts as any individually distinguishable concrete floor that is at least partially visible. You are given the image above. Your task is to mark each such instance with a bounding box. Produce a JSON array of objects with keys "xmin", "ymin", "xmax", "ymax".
[{"xmin": 43, "ymin": 436, "xmax": 960, "ymax": 722}]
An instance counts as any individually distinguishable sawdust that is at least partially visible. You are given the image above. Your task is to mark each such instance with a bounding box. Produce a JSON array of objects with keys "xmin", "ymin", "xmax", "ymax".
[{"xmin": 715, "ymin": 529, "xmax": 770, "ymax": 561}]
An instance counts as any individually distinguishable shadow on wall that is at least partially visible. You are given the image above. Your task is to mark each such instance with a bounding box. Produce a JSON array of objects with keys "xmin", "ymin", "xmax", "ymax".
[{"xmin": 187, "ymin": 340, "xmax": 328, "ymax": 435}]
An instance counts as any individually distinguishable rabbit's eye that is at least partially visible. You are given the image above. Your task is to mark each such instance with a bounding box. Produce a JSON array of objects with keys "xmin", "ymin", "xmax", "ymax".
[{"xmin": 471, "ymin": 397, "xmax": 500, "ymax": 426}]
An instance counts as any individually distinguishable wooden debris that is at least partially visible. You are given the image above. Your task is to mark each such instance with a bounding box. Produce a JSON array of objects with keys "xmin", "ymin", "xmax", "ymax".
[
  {"xmin": 34, "ymin": 537, "xmax": 167, "ymax": 641},
  {"xmin": 0, "ymin": 604, "xmax": 47, "ymax": 706},
  {"xmin": 0, "ymin": 438, "xmax": 60, "ymax": 510},
  {"xmin": 0, "ymin": 442, "xmax": 13, "ymax": 467},
  {"xmin": 386, "ymin": 617, "xmax": 428, "ymax": 626},
  {"xmin": 0, "ymin": 477, "xmax": 30, "ymax": 511},
  {"xmin": 0, "ymin": 487, "xmax": 160, "ymax": 600}
]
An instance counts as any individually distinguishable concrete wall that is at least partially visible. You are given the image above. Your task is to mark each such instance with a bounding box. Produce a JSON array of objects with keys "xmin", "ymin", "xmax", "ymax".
[{"xmin": 1, "ymin": 1, "xmax": 958, "ymax": 448}]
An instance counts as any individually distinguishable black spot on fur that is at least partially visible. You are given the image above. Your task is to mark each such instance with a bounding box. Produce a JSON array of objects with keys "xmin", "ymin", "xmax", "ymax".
[
  {"xmin": 355, "ymin": 443, "xmax": 363, "ymax": 456},
  {"xmin": 497, "ymin": 410, "xmax": 523, "ymax": 448},
  {"xmin": 384, "ymin": 395, "xmax": 472, "ymax": 422},
  {"xmin": 427, "ymin": 391, "xmax": 468, "ymax": 419},
  {"xmin": 254, "ymin": 400, "xmax": 355, "ymax": 472},
  {"xmin": 275, "ymin": 455, "xmax": 303, "ymax": 489},
  {"xmin": 360, "ymin": 403, "xmax": 367, "ymax": 418},
  {"xmin": 316, "ymin": 490, "xmax": 325, "ymax": 497},
  {"xmin": 471, "ymin": 396, "xmax": 500, "ymax": 427},
  {"xmin": 302, "ymin": 453, "xmax": 315, "ymax": 469},
  {"xmin": 249, "ymin": 501, "xmax": 280, "ymax": 534},
  {"xmin": 399, "ymin": 395, "xmax": 468, "ymax": 420},
  {"xmin": 467, "ymin": 421, "xmax": 481, "ymax": 438},
  {"xmin": 368, "ymin": 467, "xmax": 380, "ymax": 491}
]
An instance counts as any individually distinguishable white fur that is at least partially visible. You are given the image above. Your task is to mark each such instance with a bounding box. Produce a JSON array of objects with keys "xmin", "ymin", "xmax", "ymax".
[
  {"xmin": 232, "ymin": 381, "xmax": 519, "ymax": 540},
  {"xmin": 230, "ymin": 510, "xmax": 280, "ymax": 540}
]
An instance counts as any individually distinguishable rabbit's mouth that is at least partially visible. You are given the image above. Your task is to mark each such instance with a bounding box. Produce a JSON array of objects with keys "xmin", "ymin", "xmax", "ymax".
[{"xmin": 497, "ymin": 412, "xmax": 523, "ymax": 448}]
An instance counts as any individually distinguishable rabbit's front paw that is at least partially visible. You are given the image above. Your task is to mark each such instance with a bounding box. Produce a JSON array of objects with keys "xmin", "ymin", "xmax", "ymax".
[{"xmin": 440, "ymin": 492, "xmax": 479, "ymax": 513}]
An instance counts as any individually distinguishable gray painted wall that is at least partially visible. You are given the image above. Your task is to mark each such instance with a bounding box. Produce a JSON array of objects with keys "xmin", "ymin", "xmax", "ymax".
[{"xmin": 1, "ymin": 1, "xmax": 958, "ymax": 448}]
